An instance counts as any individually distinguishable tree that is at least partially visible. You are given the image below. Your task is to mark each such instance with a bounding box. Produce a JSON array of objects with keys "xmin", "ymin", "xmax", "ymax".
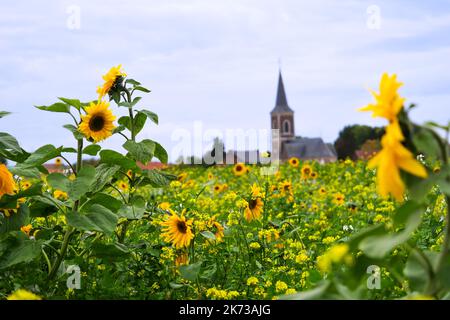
[{"xmin": 334, "ymin": 125, "xmax": 384, "ymax": 160}]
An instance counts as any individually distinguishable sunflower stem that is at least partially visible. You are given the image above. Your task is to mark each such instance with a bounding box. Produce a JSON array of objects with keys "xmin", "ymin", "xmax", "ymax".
[{"xmin": 48, "ymin": 139, "xmax": 83, "ymax": 280}]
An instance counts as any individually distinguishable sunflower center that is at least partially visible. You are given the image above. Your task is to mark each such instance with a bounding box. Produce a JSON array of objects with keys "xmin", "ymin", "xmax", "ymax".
[
  {"xmin": 236, "ymin": 165, "xmax": 243, "ymax": 172},
  {"xmin": 176, "ymin": 220, "xmax": 187, "ymax": 234},
  {"xmin": 249, "ymin": 199, "xmax": 258, "ymax": 209},
  {"xmin": 89, "ymin": 114, "xmax": 105, "ymax": 132}
]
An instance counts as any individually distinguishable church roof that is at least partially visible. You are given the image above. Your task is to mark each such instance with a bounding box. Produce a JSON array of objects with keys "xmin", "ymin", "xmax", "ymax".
[
  {"xmin": 271, "ymin": 71, "xmax": 294, "ymax": 114},
  {"xmin": 284, "ymin": 137, "xmax": 336, "ymax": 159}
]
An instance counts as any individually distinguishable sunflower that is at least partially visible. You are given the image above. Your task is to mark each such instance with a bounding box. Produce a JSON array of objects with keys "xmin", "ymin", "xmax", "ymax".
[
  {"xmin": 97, "ymin": 64, "xmax": 127, "ymax": 100},
  {"xmin": 1, "ymin": 208, "xmax": 16, "ymax": 218},
  {"xmin": 118, "ymin": 181, "xmax": 129, "ymax": 192},
  {"xmin": 160, "ymin": 212, "xmax": 194, "ymax": 249},
  {"xmin": 0, "ymin": 164, "xmax": 15, "ymax": 198},
  {"xmin": 20, "ymin": 224, "xmax": 32, "ymax": 236},
  {"xmin": 78, "ymin": 101, "xmax": 116, "ymax": 143},
  {"xmin": 55, "ymin": 158, "xmax": 62, "ymax": 166},
  {"xmin": 53, "ymin": 190, "xmax": 68, "ymax": 200},
  {"xmin": 177, "ymin": 172, "xmax": 188, "ymax": 182},
  {"xmin": 244, "ymin": 198, "xmax": 264, "ymax": 222},
  {"xmin": 310, "ymin": 171, "xmax": 318, "ymax": 179},
  {"xmin": 288, "ymin": 157, "xmax": 299, "ymax": 167},
  {"xmin": 208, "ymin": 216, "xmax": 225, "ymax": 242},
  {"xmin": 279, "ymin": 180, "xmax": 292, "ymax": 195},
  {"xmin": 21, "ymin": 180, "xmax": 31, "ymax": 190},
  {"xmin": 175, "ymin": 252, "xmax": 189, "ymax": 266},
  {"xmin": 301, "ymin": 164, "xmax": 312, "ymax": 179},
  {"xmin": 319, "ymin": 187, "xmax": 327, "ymax": 196},
  {"xmin": 333, "ymin": 193, "xmax": 345, "ymax": 206},
  {"xmin": 233, "ymin": 163, "xmax": 247, "ymax": 176},
  {"xmin": 213, "ymin": 184, "xmax": 223, "ymax": 193},
  {"xmin": 7, "ymin": 289, "xmax": 41, "ymax": 300},
  {"xmin": 158, "ymin": 202, "xmax": 171, "ymax": 211},
  {"xmin": 207, "ymin": 173, "xmax": 214, "ymax": 180}
]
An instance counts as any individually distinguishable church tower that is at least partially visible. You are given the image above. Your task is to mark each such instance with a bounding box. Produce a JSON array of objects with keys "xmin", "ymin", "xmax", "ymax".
[{"xmin": 271, "ymin": 71, "xmax": 294, "ymax": 142}]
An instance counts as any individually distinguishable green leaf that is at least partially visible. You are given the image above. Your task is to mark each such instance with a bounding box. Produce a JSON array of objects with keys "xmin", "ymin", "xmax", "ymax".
[
  {"xmin": 28, "ymin": 196, "xmax": 60, "ymax": 218},
  {"xmin": 123, "ymin": 139, "xmax": 155, "ymax": 164},
  {"xmin": 63, "ymin": 124, "xmax": 84, "ymax": 140},
  {"xmin": 133, "ymin": 112, "xmax": 147, "ymax": 135},
  {"xmin": 413, "ymin": 128, "xmax": 441, "ymax": 159},
  {"xmin": 139, "ymin": 170, "xmax": 176, "ymax": 188},
  {"xmin": 17, "ymin": 144, "xmax": 62, "ymax": 168},
  {"xmin": 282, "ymin": 280, "xmax": 331, "ymax": 300},
  {"xmin": 200, "ymin": 231, "xmax": 216, "ymax": 240},
  {"xmin": 90, "ymin": 242, "xmax": 130, "ymax": 260},
  {"xmin": 118, "ymin": 116, "xmax": 132, "ymax": 131},
  {"xmin": 0, "ymin": 183, "xmax": 43, "ymax": 209},
  {"xmin": 153, "ymin": 141, "xmax": 168, "ymax": 163},
  {"xmin": 0, "ymin": 111, "xmax": 11, "ymax": 118},
  {"xmin": 0, "ymin": 204, "xmax": 29, "ymax": 234},
  {"xmin": 131, "ymin": 96, "xmax": 142, "ymax": 107},
  {"xmin": 133, "ymin": 86, "xmax": 151, "ymax": 93},
  {"xmin": 99, "ymin": 150, "xmax": 140, "ymax": 172},
  {"xmin": 0, "ymin": 232, "xmax": 42, "ymax": 269},
  {"xmin": 47, "ymin": 166, "xmax": 96, "ymax": 201},
  {"xmin": 10, "ymin": 166, "xmax": 41, "ymax": 179},
  {"xmin": 118, "ymin": 196, "xmax": 146, "ymax": 219},
  {"xmin": 138, "ymin": 109, "xmax": 158, "ymax": 125},
  {"xmin": 83, "ymin": 193, "xmax": 122, "ymax": 213},
  {"xmin": 83, "ymin": 144, "xmax": 101, "ymax": 156},
  {"xmin": 89, "ymin": 164, "xmax": 121, "ymax": 193},
  {"xmin": 58, "ymin": 97, "xmax": 82, "ymax": 110},
  {"xmin": 125, "ymin": 79, "xmax": 141, "ymax": 86},
  {"xmin": 35, "ymin": 102, "xmax": 70, "ymax": 113},
  {"xmin": 404, "ymin": 250, "xmax": 438, "ymax": 292},
  {"xmin": 66, "ymin": 204, "xmax": 118, "ymax": 235},
  {"xmin": 0, "ymin": 132, "xmax": 29, "ymax": 162},
  {"xmin": 179, "ymin": 261, "xmax": 202, "ymax": 282},
  {"xmin": 359, "ymin": 202, "xmax": 423, "ymax": 259}
]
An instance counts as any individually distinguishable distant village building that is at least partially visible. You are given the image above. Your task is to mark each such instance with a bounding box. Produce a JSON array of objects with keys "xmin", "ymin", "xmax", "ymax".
[{"xmin": 271, "ymin": 71, "xmax": 337, "ymax": 163}]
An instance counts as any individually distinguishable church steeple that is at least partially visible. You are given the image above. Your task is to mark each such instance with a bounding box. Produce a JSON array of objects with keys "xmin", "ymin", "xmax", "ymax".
[
  {"xmin": 271, "ymin": 71, "xmax": 294, "ymax": 114},
  {"xmin": 271, "ymin": 70, "xmax": 295, "ymax": 140}
]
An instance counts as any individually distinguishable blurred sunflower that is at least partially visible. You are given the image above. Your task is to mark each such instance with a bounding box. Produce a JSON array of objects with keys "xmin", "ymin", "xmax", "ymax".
[
  {"xmin": 21, "ymin": 180, "xmax": 31, "ymax": 190},
  {"xmin": 301, "ymin": 164, "xmax": 312, "ymax": 179},
  {"xmin": 208, "ymin": 216, "xmax": 225, "ymax": 242},
  {"xmin": 7, "ymin": 289, "xmax": 41, "ymax": 300},
  {"xmin": 333, "ymin": 193, "xmax": 345, "ymax": 206},
  {"xmin": 175, "ymin": 252, "xmax": 189, "ymax": 266},
  {"xmin": 118, "ymin": 181, "xmax": 129, "ymax": 192},
  {"xmin": 233, "ymin": 163, "xmax": 247, "ymax": 176},
  {"xmin": 244, "ymin": 198, "xmax": 264, "ymax": 222},
  {"xmin": 55, "ymin": 158, "xmax": 62, "ymax": 166},
  {"xmin": 0, "ymin": 164, "xmax": 15, "ymax": 198},
  {"xmin": 177, "ymin": 172, "xmax": 188, "ymax": 182},
  {"xmin": 20, "ymin": 224, "xmax": 32, "ymax": 236},
  {"xmin": 319, "ymin": 187, "xmax": 327, "ymax": 196},
  {"xmin": 160, "ymin": 212, "xmax": 194, "ymax": 249},
  {"xmin": 53, "ymin": 190, "xmax": 68, "ymax": 200},
  {"xmin": 279, "ymin": 180, "xmax": 292, "ymax": 195},
  {"xmin": 78, "ymin": 101, "xmax": 116, "ymax": 143},
  {"xmin": 310, "ymin": 171, "xmax": 318, "ymax": 179},
  {"xmin": 213, "ymin": 184, "xmax": 223, "ymax": 193},
  {"xmin": 97, "ymin": 64, "xmax": 127, "ymax": 100},
  {"xmin": 288, "ymin": 157, "xmax": 299, "ymax": 168}
]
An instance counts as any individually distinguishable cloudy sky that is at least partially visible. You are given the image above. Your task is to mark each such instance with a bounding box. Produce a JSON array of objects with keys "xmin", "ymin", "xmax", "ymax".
[{"xmin": 1, "ymin": 0, "xmax": 449, "ymax": 161}]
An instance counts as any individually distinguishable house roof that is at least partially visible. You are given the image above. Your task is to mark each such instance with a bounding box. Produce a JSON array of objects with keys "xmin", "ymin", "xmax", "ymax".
[
  {"xmin": 284, "ymin": 137, "xmax": 336, "ymax": 159},
  {"xmin": 271, "ymin": 71, "xmax": 294, "ymax": 114}
]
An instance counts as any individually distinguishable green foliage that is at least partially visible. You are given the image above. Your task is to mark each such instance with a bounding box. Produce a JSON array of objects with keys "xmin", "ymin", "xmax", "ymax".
[{"xmin": 334, "ymin": 125, "xmax": 384, "ymax": 160}]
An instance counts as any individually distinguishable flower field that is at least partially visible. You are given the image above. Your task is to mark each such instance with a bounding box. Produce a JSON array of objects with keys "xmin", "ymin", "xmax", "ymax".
[{"xmin": 0, "ymin": 67, "xmax": 449, "ymax": 300}]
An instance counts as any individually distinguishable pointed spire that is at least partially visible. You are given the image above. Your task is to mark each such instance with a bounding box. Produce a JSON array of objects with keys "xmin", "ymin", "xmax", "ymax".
[
  {"xmin": 271, "ymin": 70, "xmax": 294, "ymax": 114},
  {"xmin": 276, "ymin": 71, "xmax": 288, "ymax": 106}
]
